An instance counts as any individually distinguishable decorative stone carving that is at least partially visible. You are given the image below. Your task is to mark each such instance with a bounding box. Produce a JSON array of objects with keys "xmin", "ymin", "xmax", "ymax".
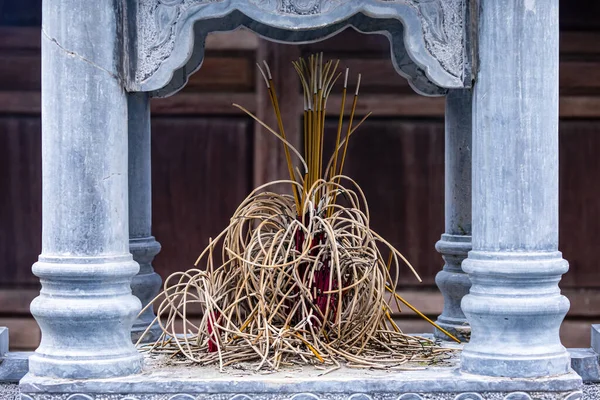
[
  {"xmin": 411, "ymin": 0, "xmax": 464, "ymax": 79},
  {"xmin": 565, "ymin": 391, "xmax": 584, "ymax": 400},
  {"xmin": 17, "ymin": 392, "xmax": 585, "ymax": 400},
  {"xmin": 347, "ymin": 395, "xmax": 372, "ymax": 400},
  {"xmin": 502, "ymin": 394, "xmax": 530, "ymax": 400},
  {"xmin": 290, "ymin": 394, "xmax": 320, "ymax": 400},
  {"xmin": 169, "ymin": 395, "xmax": 196, "ymax": 400},
  {"xmin": 397, "ymin": 394, "xmax": 423, "ymax": 400},
  {"xmin": 152, "ymin": 0, "xmax": 186, "ymax": 49},
  {"xmin": 132, "ymin": 0, "xmax": 470, "ymax": 97},
  {"xmin": 230, "ymin": 396, "xmax": 254, "ymax": 400},
  {"xmin": 66, "ymin": 395, "xmax": 94, "ymax": 400},
  {"xmin": 453, "ymin": 394, "xmax": 482, "ymax": 400},
  {"xmin": 279, "ymin": 0, "xmax": 323, "ymax": 15}
]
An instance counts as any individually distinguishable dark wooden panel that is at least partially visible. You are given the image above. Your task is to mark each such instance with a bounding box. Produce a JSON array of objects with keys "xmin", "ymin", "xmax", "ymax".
[
  {"xmin": 560, "ymin": 0, "xmax": 600, "ymax": 30},
  {"xmin": 151, "ymin": 117, "xmax": 253, "ymax": 279},
  {"xmin": 0, "ymin": 317, "xmax": 40, "ymax": 350},
  {"xmin": 182, "ymin": 54, "xmax": 255, "ymax": 93},
  {"xmin": 561, "ymin": 32, "xmax": 600, "ymax": 55},
  {"xmin": 0, "ymin": 53, "xmax": 40, "ymax": 91},
  {"xmin": 5, "ymin": 91, "xmax": 600, "ymax": 119},
  {"xmin": 151, "ymin": 93, "xmax": 256, "ymax": 116},
  {"xmin": 0, "ymin": 27, "xmax": 40, "ymax": 50},
  {"xmin": 328, "ymin": 94, "xmax": 445, "ymax": 117},
  {"xmin": 303, "ymin": 26, "xmax": 600, "ymax": 56},
  {"xmin": 0, "ymin": 117, "xmax": 41, "ymax": 286},
  {"xmin": 560, "ymin": 96, "xmax": 600, "ymax": 119},
  {"xmin": 323, "ymin": 119, "xmax": 445, "ymax": 286},
  {"xmin": 560, "ymin": 61, "xmax": 600, "ymax": 95},
  {"xmin": 0, "ymin": 52, "xmax": 252, "ymax": 94},
  {"xmin": 300, "ymin": 28, "xmax": 391, "ymax": 55},
  {"xmin": 559, "ymin": 121, "xmax": 600, "ymax": 288},
  {"xmin": 0, "ymin": 0, "xmax": 42, "ymax": 27},
  {"xmin": 0, "ymin": 92, "xmax": 40, "ymax": 114}
]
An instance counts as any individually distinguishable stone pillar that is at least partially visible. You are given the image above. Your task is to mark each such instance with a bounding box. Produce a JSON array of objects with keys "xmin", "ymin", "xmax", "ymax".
[
  {"xmin": 461, "ymin": 0, "xmax": 570, "ymax": 378},
  {"xmin": 30, "ymin": 0, "xmax": 142, "ymax": 378},
  {"xmin": 434, "ymin": 89, "xmax": 472, "ymax": 342},
  {"xmin": 128, "ymin": 93, "xmax": 162, "ymax": 343}
]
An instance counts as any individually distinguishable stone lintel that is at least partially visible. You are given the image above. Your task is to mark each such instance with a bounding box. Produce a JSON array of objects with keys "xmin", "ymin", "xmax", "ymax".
[{"xmin": 131, "ymin": 0, "xmax": 472, "ymax": 97}]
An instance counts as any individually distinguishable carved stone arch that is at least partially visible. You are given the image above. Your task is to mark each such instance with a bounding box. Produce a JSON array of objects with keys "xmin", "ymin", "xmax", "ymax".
[{"xmin": 130, "ymin": 0, "xmax": 472, "ymax": 97}]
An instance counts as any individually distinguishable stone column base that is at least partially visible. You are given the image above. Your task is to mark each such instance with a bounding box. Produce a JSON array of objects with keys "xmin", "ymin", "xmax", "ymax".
[
  {"xmin": 461, "ymin": 251, "xmax": 570, "ymax": 378},
  {"xmin": 435, "ymin": 234, "xmax": 471, "ymax": 342},
  {"xmin": 130, "ymin": 237, "xmax": 162, "ymax": 343}
]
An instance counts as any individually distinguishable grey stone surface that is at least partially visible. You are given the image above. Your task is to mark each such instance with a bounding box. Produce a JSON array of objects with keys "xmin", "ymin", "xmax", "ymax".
[
  {"xmin": 14, "ymin": 391, "xmax": 587, "ymax": 400},
  {"xmin": 33, "ymin": 0, "xmax": 142, "ymax": 379},
  {"xmin": 0, "ymin": 352, "xmax": 31, "ymax": 382},
  {"xmin": 19, "ymin": 352, "xmax": 583, "ymax": 399},
  {"xmin": 584, "ymin": 383, "xmax": 600, "ymax": 399},
  {"xmin": 460, "ymin": 0, "xmax": 570, "ymax": 378},
  {"xmin": 0, "ymin": 383, "xmax": 19, "ymax": 400},
  {"xmin": 591, "ymin": 325, "xmax": 600, "ymax": 354},
  {"xmin": 0, "ymin": 327, "xmax": 8, "ymax": 355},
  {"xmin": 0, "ymin": 328, "xmax": 31, "ymax": 382},
  {"xmin": 128, "ymin": 93, "xmax": 162, "ymax": 343},
  {"xmin": 570, "ymin": 325, "xmax": 600, "ymax": 383},
  {"xmin": 570, "ymin": 348, "xmax": 600, "ymax": 383},
  {"xmin": 131, "ymin": 0, "xmax": 471, "ymax": 97},
  {"xmin": 434, "ymin": 89, "xmax": 472, "ymax": 342}
]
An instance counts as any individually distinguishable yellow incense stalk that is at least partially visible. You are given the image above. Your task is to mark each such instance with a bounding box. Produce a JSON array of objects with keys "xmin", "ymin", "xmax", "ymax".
[
  {"xmin": 331, "ymin": 68, "xmax": 348, "ymax": 182},
  {"xmin": 257, "ymin": 62, "xmax": 301, "ymax": 214},
  {"xmin": 338, "ymin": 73, "xmax": 361, "ymax": 179}
]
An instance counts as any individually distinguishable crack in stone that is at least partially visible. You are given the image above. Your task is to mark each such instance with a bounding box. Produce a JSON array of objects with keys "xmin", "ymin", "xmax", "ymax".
[
  {"xmin": 102, "ymin": 173, "xmax": 122, "ymax": 181},
  {"xmin": 41, "ymin": 28, "xmax": 122, "ymax": 84}
]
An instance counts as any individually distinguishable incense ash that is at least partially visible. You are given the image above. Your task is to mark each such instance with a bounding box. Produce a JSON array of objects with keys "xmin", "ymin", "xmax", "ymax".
[{"xmin": 137, "ymin": 54, "xmax": 458, "ymax": 372}]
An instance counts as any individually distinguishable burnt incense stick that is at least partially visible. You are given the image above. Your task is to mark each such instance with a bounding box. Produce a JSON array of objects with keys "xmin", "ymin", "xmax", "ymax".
[
  {"xmin": 258, "ymin": 62, "xmax": 301, "ymax": 214},
  {"xmin": 338, "ymin": 73, "xmax": 361, "ymax": 180}
]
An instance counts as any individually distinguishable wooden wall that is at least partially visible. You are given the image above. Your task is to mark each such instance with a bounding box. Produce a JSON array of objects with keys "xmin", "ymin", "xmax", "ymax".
[{"xmin": 1, "ymin": 2, "xmax": 600, "ymax": 349}]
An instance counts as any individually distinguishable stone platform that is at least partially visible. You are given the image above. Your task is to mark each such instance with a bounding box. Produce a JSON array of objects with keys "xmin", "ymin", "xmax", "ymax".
[{"xmin": 19, "ymin": 351, "xmax": 583, "ymax": 400}]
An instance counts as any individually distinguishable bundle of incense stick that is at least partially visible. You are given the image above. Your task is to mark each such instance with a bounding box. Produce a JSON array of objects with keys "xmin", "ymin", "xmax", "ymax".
[{"xmin": 138, "ymin": 53, "xmax": 458, "ymax": 372}]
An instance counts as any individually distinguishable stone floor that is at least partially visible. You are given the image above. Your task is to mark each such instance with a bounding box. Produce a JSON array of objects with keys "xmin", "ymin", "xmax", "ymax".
[
  {"xmin": 583, "ymin": 383, "xmax": 600, "ymax": 399},
  {"xmin": 16, "ymin": 350, "xmax": 584, "ymax": 400}
]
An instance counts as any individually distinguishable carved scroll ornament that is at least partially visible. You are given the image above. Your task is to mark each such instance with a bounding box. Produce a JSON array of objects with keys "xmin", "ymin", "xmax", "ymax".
[{"xmin": 132, "ymin": 0, "xmax": 470, "ymax": 97}]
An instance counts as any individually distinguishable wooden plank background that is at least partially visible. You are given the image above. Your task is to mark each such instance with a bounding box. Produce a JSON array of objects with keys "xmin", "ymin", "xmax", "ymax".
[{"xmin": 1, "ymin": 2, "xmax": 600, "ymax": 350}]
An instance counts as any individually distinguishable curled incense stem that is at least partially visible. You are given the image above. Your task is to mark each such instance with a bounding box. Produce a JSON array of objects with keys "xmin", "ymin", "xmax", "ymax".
[{"xmin": 138, "ymin": 178, "xmax": 453, "ymax": 370}]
